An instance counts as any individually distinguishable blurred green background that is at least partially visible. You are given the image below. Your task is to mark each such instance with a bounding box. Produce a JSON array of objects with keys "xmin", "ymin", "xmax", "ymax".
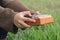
[{"xmin": 7, "ymin": 0, "xmax": 60, "ymax": 40}]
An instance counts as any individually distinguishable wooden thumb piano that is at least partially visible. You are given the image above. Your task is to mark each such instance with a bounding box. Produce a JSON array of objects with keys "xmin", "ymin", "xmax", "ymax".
[{"xmin": 25, "ymin": 14, "xmax": 54, "ymax": 26}]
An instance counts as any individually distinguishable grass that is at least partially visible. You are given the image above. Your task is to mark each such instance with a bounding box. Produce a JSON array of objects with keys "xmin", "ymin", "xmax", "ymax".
[{"xmin": 7, "ymin": 0, "xmax": 60, "ymax": 40}]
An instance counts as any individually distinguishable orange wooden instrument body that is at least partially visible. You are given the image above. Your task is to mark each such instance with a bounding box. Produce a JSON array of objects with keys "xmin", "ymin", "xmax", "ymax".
[{"xmin": 25, "ymin": 14, "xmax": 53, "ymax": 26}]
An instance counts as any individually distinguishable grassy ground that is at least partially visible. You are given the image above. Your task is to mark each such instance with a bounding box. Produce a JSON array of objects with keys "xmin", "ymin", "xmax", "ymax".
[{"xmin": 7, "ymin": 0, "xmax": 60, "ymax": 40}]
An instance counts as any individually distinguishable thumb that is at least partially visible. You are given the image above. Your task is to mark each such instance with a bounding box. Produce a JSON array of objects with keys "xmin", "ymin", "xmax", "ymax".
[
  {"xmin": 24, "ymin": 11, "xmax": 32, "ymax": 17},
  {"xmin": 36, "ymin": 11, "xmax": 40, "ymax": 14}
]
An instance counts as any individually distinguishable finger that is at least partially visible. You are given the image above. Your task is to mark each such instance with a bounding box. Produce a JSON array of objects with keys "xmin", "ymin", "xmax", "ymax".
[
  {"xmin": 17, "ymin": 23, "xmax": 22, "ymax": 28},
  {"xmin": 18, "ymin": 23, "xmax": 26, "ymax": 28},
  {"xmin": 16, "ymin": 23, "xmax": 27, "ymax": 29},
  {"xmin": 31, "ymin": 11, "xmax": 40, "ymax": 15},
  {"xmin": 22, "ymin": 17, "xmax": 36, "ymax": 22},
  {"xmin": 18, "ymin": 20, "xmax": 31, "ymax": 28},
  {"xmin": 15, "ymin": 21, "xmax": 26, "ymax": 28},
  {"xmin": 36, "ymin": 11, "xmax": 40, "ymax": 14},
  {"xmin": 23, "ymin": 11, "xmax": 32, "ymax": 16},
  {"xmin": 14, "ymin": 20, "xmax": 22, "ymax": 28}
]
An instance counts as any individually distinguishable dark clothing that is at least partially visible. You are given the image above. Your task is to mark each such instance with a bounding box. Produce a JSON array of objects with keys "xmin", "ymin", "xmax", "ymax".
[
  {"xmin": 0, "ymin": 37, "xmax": 7, "ymax": 40},
  {"xmin": 0, "ymin": 28, "xmax": 7, "ymax": 39}
]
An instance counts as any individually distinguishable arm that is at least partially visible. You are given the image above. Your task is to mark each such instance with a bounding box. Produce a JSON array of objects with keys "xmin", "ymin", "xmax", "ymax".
[
  {"xmin": 0, "ymin": 6, "xmax": 18, "ymax": 34},
  {"xmin": 2, "ymin": 0, "xmax": 37, "ymax": 30},
  {"xmin": 3, "ymin": 0, "xmax": 36, "ymax": 13}
]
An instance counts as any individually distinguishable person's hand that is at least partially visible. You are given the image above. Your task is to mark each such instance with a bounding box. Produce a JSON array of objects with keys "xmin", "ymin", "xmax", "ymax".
[
  {"xmin": 31, "ymin": 11, "xmax": 40, "ymax": 15},
  {"xmin": 14, "ymin": 11, "xmax": 36, "ymax": 29}
]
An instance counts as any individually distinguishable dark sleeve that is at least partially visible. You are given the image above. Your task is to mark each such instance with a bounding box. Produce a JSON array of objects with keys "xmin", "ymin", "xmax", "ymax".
[
  {"xmin": 2, "ymin": 0, "xmax": 36, "ymax": 13},
  {"xmin": 2, "ymin": 0, "xmax": 30, "ymax": 12},
  {"xmin": 0, "ymin": 6, "xmax": 18, "ymax": 34}
]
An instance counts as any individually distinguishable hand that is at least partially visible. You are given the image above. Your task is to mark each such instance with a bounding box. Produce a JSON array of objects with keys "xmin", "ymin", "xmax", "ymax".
[
  {"xmin": 14, "ymin": 11, "xmax": 36, "ymax": 29},
  {"xmin": 31, "ymin": 11, "xmax": 40, "ymax": 15}
]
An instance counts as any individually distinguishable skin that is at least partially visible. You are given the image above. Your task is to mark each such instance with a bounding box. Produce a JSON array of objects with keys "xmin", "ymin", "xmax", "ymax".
[{"xmin": 14, "ymin": 11, "xmax": 40, "ymax": 29}]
